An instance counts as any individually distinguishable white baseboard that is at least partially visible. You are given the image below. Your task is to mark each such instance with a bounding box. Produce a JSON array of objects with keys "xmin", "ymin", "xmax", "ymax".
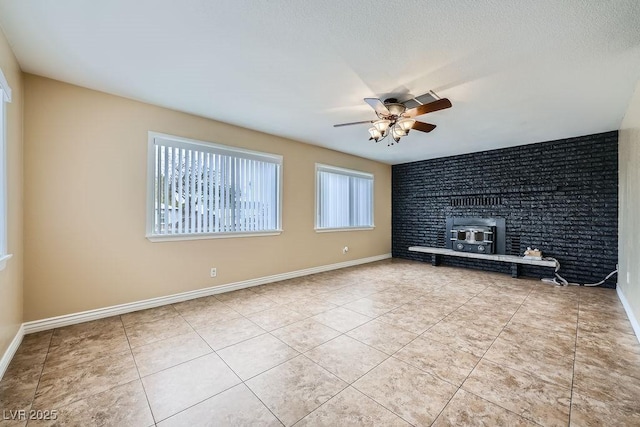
[
  {"xmin": 23, "ymin": 253, "xmax": 392, "ymax": 334},
  {"xmin": 0, "ymin": 324, "xmax": 24, "ymax": 381},
  {"xmin": 617, "ymin": 286, "xmax": 640, "ymax": 343}
]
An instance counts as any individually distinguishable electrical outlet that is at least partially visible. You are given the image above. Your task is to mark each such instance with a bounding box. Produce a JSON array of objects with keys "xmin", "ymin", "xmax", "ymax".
[
  {"xmin": 210, "ymin": 268, "xmax": 217, "ymax": 278},
  {"xmin": 343, "ymin": 246, "xmax": 349, "ymax": 254}
]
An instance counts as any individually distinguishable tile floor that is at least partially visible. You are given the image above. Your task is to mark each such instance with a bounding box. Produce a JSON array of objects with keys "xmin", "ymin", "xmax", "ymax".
[{"xmin": 1, "ymin": 259, "xmax": 640, "ymax": 426}]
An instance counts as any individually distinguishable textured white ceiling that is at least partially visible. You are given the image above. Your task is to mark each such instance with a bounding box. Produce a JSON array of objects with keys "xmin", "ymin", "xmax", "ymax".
[{"xmin": 1, "ymin": 0, "xmax": 640, "ymax": 164}]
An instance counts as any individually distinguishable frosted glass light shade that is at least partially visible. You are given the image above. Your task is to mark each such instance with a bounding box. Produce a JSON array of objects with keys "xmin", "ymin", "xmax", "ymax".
[
  {"xmin": 397, "ymin": 118, "xmax": 416, "ymax": 133},
  {"xmin": 392, "ymin": 125, "xmax": 405, "ymax": 138},
  {"xmin": 373, "ymin": 119, "xmax": 391, "ymax": 134},
  {"xmin": 368, "ymin": 127, "xmax": 381, "ymax": 140}
]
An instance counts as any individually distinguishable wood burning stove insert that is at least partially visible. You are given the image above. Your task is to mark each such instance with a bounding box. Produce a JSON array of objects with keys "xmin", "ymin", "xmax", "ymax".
[{"xmin": 445, "ymin": 217, "xmax": 506, "ymax": 255}]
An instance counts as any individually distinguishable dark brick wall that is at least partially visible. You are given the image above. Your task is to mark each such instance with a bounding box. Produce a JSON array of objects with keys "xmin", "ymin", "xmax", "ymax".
[{"xmin": 392, "ymin": 131, "xmax": 618, "ymax": 287}]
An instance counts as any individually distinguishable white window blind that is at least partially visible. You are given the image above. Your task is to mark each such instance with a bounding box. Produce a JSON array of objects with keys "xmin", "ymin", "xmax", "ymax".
[
  {"xmin": 316, "ymin": 164, "xmax": 374, "ymax": 230},
  {"xmin": 0, "ymin": 67, "xmax": 12, "ymax": 270},
  {"xmin": 147, "ymin": 133, "xmax": 282, "ymax": 240}
]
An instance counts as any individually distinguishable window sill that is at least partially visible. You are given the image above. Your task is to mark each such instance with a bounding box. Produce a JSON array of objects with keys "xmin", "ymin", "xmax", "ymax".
[
  {"xmin": 146, "ymin": 230, "xmax": 282, "ymax": 242},
  {"xmin": 0, "ymin": 254, "xmax": 13, "ymax": 271},
  {"xmin": 315, "ymin": 227, "xmax": 375, "ymax": 233}
]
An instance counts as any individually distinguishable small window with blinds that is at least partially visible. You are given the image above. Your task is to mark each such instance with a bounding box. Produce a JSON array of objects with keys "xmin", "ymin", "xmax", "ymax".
[
  {"xmin": 315, "ymin": 164, "xmax": 374, "ymax": 231},
  {"xmin": 146, "ymin": 133, "xmax": 282, "ymax": 241}
]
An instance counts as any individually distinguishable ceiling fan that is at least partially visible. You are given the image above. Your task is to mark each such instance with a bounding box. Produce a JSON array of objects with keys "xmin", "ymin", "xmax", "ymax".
[{"xmin": 333, "ymin": 94, "xmax": 452, "ymax": 146}]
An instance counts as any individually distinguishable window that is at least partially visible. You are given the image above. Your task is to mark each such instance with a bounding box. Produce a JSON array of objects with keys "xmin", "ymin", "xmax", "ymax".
[
  {"xmin": 0, "ymin": 67, "xmax": 12, "ymax": 270},
  {"xmin": 315, "ymin": 164, "xmax": 374, "ymax": 231},
  {"xmin": 147, "ymin": 133, "xmax": 282, "ymax": 241}
]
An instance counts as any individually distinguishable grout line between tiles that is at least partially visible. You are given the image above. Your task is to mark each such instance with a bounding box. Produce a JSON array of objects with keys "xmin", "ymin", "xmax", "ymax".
[
  {"xmin": 429, "ymin": 283, "xmax": 537, "ymax": 425},
  {"xmin": 122, "ymin": 314, "xmax": 157, "ymax": 426},
  {"xmin": 567, "ymin": 289, "xmax": 583, "ymax": 426}
]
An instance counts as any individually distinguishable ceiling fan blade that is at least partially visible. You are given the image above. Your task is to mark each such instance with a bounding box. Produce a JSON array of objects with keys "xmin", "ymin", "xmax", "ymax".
[
  {"xmin": 333, "ymin": 120, "xmax": 374, "ymax": 128},
  {"xmin": 405, "ymin": 98, "xmax": 452, "ymax": 118},
  {"xmin": 412, "ymin": 121, "xmax": 437, "ymax": 133},
  {"xmin": 364, "ymin": 98, "xmax": 390, "ymax": 116}
]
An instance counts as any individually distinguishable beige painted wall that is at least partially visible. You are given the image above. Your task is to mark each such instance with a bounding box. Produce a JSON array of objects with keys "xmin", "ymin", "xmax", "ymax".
[
  {"xmin": 619, "ymin": 78, "xmax": 640, "ymax": 328},
  {"xmin": 0, "ymin": 31, "xmax": 23, "ymax": 356},
  {"xmin": 23, "ymin": 75, "xmax": 391, "ymax": 321}
]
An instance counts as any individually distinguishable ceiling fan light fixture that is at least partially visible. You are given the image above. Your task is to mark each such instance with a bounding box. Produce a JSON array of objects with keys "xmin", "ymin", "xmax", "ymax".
[
  {"xmin": 392, "ymin": 125, "xmax": 406, "ymax": 140},
  {"xmin": 373, "ymin": 119, "xmax": 391, "ymax": 135},
  {"xmin": 387, "ymin": 103, "xmax": 406, "ymax": 116},
  {"xmin": 368, "ymin": 127, "xmax": 381, "ymax": 141},
  {"xmin": 397, "ymin": 118, "xmax": 416, "ymax": 133}
]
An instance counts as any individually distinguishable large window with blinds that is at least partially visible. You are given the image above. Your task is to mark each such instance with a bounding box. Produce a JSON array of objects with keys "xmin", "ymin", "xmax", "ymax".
[
  {"xmin": 315, "ymin": 164, "xmax": 374, "ymax": 231},
  {"xmin": 146, "ymin": 133, "xmax": 282, "ymax": 241}
]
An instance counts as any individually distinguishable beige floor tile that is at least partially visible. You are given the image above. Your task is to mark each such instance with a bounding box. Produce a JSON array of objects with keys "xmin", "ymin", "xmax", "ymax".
[
  {"xmin": 461, "ymin": 291, "xmax": 522, "ymax": 320},
  {"xmin": 171, "ymin": 295, "xmax": 225, "ymax": 314},
  {"xmin": 342, "ymin": 297, "xmax": 398, "ymax": 317},
  {"xmin": 377, "ymin": 304, "xmax": 442, "ymax": 335},
  {"xmin": 248, "ymin": 306, "xmax": 307, "ymax": 331},
  {"xmin": 271, "ymin": 318, "xmax": 340, "ymax": 352},
  {"xmin": 508, "ymin": 309, "xmax": 578, "ymax": 337},
  {"xmin": 1, "ymin": 261, "xmax": 635, "ymax": 427},
  {"xmin": 346, "ymin": 319, "xmax": 418, "ymax": 355},
  {"xmin": 432, "ymin": 389, "xmax": 538, "ymax": 427},
  {"xmin": 217, "ymin": 334, "xmax": 299, "ymax": 380},
  {"xmin": 570, "ymin": 391, "xmax": 640, "ymax": 427},
  {"xmin": 174, "ymin": 297, "xmax": 242, "ymax": 329},
  {"xmin": 3, "ymin": 347, "xmax": 48, "ymax": 380},
  {"xmin": 287, "ymin": 297, "xmax": 337, "ymax": 316},
  {"xmin": 142, "ymin": 353, "xmax": 241, "ymax": 421},
  {"xmin": 353, "ymin": 357, "xmax": 457, "ymax": 426},
  {"xmin": 246, "ymin": 355, "xmax": 346, "ymax": 426},
  {"xmin": 50, "ymin": 317, "xmax": 124, "ymax": 346},
  {"xmin": 395, "ymin": 337, "xmax": 479, "ymax": 386},
  {"xmin": 32, "ymin": 350, "xmax": 139, "ymax": 410},
  {"xmin": 578, "ymin": 306, "xmax": 634, "ymax": 329},
  {"xmin": 121, "ymin": 305, "xmax": 179, "ymax": 326},
  {"xmin": 312, "ymin": 307, "xmax": 372, "ymax": 333},
  {"xmin": 305, "ymin": 335, "xmax": 388, "ymax": 383},
  {"xmin": 578, "ymin": 317, "xmax": 636, "ymax": 336},
  {"xmin": 221, "ymin": 294, "xmax": 281, "ymax": 315},
  {"xmin": 132, "ymin": 331, "xmax": 212, "ymax": 377},
  {"xmin": 345, "ymin": 282, "xmax": 393, "ymax": 297},
  {"xmin": 366, "ymin": 290, "xmax": 416, "ymax": 307},
  {"xmin": 520, "ymin": 295, "xmax": 578, "ymax": 316},
  {"xmin": 2, "ymin": 331, "xmax": 52, "ymax": 379},
  {"xmin": 418, "ymin": 295, "xmax": 467, "ymax": 315},
  {"xmin": 421, "ymin": 319, "xmax": 496, "ymax": 357},
  {"xmin": 296, "ymin": 386, "xmax": 410, "ymax": 426},
  {"xmin": 19, "ymin": 330, "xmax": 53, "ymax": 352},
  {"xmin": 197, "ymin": 317, "xmax": 266, "ymax": 350},
  {"xmin": 318, "ymin": 289, "xmax": 362, "ymax": 305},
  {"xmin": 444, "ymin": 307, "xmax": 511, "ymax": 337},
  {"xmin": 576, "ymin": 330, "xmax": 640, "ymax": 378},
  {"xmin": 124, "ymin": 314, "xmax": 194, "ymax": 348},
  {"xmin": 157, "ymin": 383, "xmax": 282, "ymax": 427},
  {"xmin": 483, "ymin": 325, "xmax": 575, "ymax": 388},
  {"xmin": 214, "ymin": 288, "xmax": 258, "ymax": 303},
  {"xmin": 573, "ymin": 361, "xmax": 640, "ymax": 408},
  {"xmin": 43, "ymin": 325, "xmax": 130, "ymax": 375},
  {"xmin": 28, "ymin": 380, "xmax": 154, "ymax": 427},
  {"xmin": 0, "ymin": 369, "xmax": 40, "ymax": 420},
  {"xmin": 462, "ymin": 360, "xmax": 571, "ymax": 427},
  {"xmin": 577, "ymin": 328, "xmax": 640, "ymax": 355}
]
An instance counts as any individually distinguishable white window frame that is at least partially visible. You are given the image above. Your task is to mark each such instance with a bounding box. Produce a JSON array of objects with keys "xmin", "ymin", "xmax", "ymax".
[
  {"xmin": 0, "ymin": 67, "xmax": 13, "ymax": 271},
  {"xmin": 146, "ymin": 132, "xmax": 283, "ymax": 242},
  {"xmin": 315, "ymin": 163, "xmax": 375, "ymax": 232}
]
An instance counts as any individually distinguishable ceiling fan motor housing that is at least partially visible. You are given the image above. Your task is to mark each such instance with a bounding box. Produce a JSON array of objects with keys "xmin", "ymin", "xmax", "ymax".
[{"xmin": 382, "ymin": 98, "xmax": 407, "ymax": 118}]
